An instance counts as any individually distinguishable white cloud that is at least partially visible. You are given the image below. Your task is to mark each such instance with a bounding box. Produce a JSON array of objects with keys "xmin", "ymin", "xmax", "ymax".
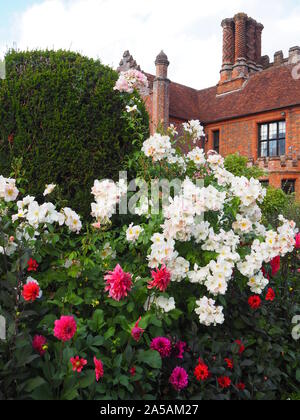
[{"xmin": 2, "ymin": 0, "xmax": 300, "ymax": 88}]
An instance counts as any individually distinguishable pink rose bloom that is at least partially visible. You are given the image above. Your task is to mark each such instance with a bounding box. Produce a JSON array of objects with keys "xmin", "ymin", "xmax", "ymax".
[
  {"xmin": 169, "ymin": 367, "xmax": 189, "ymax": 392},
  {"xmin": 131, "ymin": 317, "xmax": 144, "ymax": 342},
  {"xmin": 104, "ymin": 264, "xmax": 133, "ymax": 302},
  {"xmin": 54, "ymin": 315, "xmax": 77, "ymax": 342}
]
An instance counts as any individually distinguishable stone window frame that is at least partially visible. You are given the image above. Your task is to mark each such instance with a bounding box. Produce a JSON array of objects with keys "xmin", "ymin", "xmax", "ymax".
[{"xmin": 258, "ymin": 120, "xmax": 286, "ymax": 158}]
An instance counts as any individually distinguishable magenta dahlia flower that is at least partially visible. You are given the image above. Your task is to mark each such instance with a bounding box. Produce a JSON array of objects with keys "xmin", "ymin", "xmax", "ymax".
[
  {"xmin": 150, "ymin": 337, "xmax": 172, "ymax": 358},
  {"xmin": 174, "ymin": 341, "xmax": 187, "ymax": 359},
  {"xmin": 104, "ymin": 264, "xmax": 133, "ymax": 302},
  {"xmin": 131, "ymin": 317, "xmax": 145, "ymax": 342},
  {"xmin": 169, "ymin": 367, "xmax": 189, "ymax": 392},
  {"xmin": 32, "ymin": 335, "xmax": 48, "ymax": 356}
]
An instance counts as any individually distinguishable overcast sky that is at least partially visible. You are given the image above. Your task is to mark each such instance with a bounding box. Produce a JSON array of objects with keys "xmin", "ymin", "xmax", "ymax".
[{"xmin": 1, "ymin": 0, "xmax": 300, "ymax": 89}]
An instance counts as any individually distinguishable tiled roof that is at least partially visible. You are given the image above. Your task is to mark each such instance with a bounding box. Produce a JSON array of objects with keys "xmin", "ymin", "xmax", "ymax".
[
  {"xmin": 147, "ymin": 64, "xmax": 300, "ymax": 124},
  {"xmin": 197, "ymin": 64, "xmax": 300, "ymax": 123}
]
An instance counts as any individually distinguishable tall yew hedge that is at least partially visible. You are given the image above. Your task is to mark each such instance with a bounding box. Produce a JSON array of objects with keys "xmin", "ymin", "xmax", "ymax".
[{"xmin": 0, "ymin": 50, "xmax": 149, "ymax": 217}]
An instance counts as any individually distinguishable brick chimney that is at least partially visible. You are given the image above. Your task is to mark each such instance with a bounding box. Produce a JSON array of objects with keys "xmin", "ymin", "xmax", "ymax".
[
  {"xmin": 152, "ymin": 51, "xmax": 170, "ymax": 131},
  {"xmin": 233, "ymin": 13, "xmax": 248, "ymax": 78},
  {"xmin": 255, "ymin": 23, "xmax": 264, "ymax": 68},
  {"xmin": 220, "ymin": 18, "xmax": 235, "ymax": 83},
  {"xmin": 218, "ymin": 13, "xmax": 264, "ymax": 95}
]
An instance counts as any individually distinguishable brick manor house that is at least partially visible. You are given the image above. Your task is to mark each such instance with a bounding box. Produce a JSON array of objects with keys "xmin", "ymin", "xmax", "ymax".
[{"xmin": 118, "ymin": 13, "xmax": 300, "ymax": 198}]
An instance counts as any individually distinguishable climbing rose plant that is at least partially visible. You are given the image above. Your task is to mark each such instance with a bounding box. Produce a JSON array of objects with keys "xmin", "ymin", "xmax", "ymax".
[{"xmin": 0, "ymin": 70, "xmax": 299, "ymax": 400}]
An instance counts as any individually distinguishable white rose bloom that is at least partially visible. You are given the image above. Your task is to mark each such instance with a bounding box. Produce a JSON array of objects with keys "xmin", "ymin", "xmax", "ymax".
[
  {"xmin": 167, "ymin": 256, "xmax": 190, "ymax": 282},
  {"xmin": 100, "ymin": 243, "xmax": 116, "ymax": 260},
  {"xmin": 248, "ymin": 272, "xmax": 269, "ymax": 295},
  {"xmin": 186, "ymin": 147, "xmax": 206, "ymax": 167},
  {"xmin": 142, "ymin": 133, "xmax": 173, "ymax": 162},
  {"xmin": 63, "ymin": 208, "xmax": 82, "ymax": 233},
  {"xmin": 195, "ymin": 297, "xmax": 224, "ymax": 327},
  {"xmin": 126, "ymin": 224, "xmax": 144, "ymax": 243},
  {"xmin": 43, "ymin": 184, "xmax": 56, "ymax": 196},
  {"xmin": 155, "ymin": 296, "xmax": 176, "ymax": 313}
]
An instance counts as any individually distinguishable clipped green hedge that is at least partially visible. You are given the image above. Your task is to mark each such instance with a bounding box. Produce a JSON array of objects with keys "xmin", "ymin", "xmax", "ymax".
[{"xmin": 0, "ymin": 50, "xmax": 149, "ymax": 217}]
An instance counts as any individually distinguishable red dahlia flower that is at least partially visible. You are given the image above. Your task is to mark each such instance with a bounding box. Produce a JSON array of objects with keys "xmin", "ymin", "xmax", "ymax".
[
  {"xmin": 194, "ymin": 359, "xmax": 210, "ymax": 382},
  {"xmin": 169, "ymin": 367, "xmax": 189, "ymax": 392},
  {"xmin": 22, "ymin": 281, "xmax": 40, "ymax": 302},
  {"xmin": 94, "ymin": 357, "xmax": 104, "ymax": 382},
  {"xmin": 130, "ymin": 367, "xmax": 136, "ymax": 377},
  {"xmin": 248, "ymin": 295, "xmax": 261, "ymax": 310},
  {"xmin": 104, "ymin": 264, "xmax": 132, "ymax": 302},
  {"xmin": 261, "ymin": 267, "xmax": 270, "ymax": 280},
  {"xmin": 32, "ymin": 335, "xmax": 48, "ymax": 356},
  {"xmin": 237, "ymin": 382, "xmax": 246, "ymax": 391},
  {"xmin": 225, "ymin": 358, "xmax": 234, "ymax": 370},
  {"xmin": 70, "ymin": 356, "xmax": 87, "ymax": 373},
  {"xmin": 148, "ymin": 265, "xmax": 171, "ymax": 292},
  {"xmin": 266, "ymin": 288, "xmax": 276, "ymax": 302},
  {"xmin": 27, "ymin": 258, "xmax": 39, "ymax": 272},
  {"xmin": 131, "ymin": 317, "xmax": 144, "ymax": 342},
  {"xmin": 270, "ymin": 256, "xmax": 281, "ymax": 277},
  {"xmin": 218, "ymin": 376, "xmax": 231, "ymax": 389},
  {"xmin": 235, "ymin": 340, "xmax": 245, "ymax": 355},
  {"xmin": 54, "ymin": 315, "xmax": 77, "ymax": 342}
]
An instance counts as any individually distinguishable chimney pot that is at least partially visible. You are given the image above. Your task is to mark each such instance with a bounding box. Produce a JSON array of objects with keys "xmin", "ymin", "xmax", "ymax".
[
  {"xmin": 274, "ymin": 50, "xmax": 284, "ymax": 65},
  {"xmin": 289, "ymin": 46, "xmax": 300, "ymax": 64},
  {"xmin": 155, "ymin": 51, "xmax": 169, "ymax": 79}
]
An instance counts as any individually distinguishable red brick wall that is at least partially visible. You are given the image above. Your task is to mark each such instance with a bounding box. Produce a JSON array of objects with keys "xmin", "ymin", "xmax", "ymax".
[{"xmin": 205, "ymin": 107, "xmax": 300, "ymax": 198}]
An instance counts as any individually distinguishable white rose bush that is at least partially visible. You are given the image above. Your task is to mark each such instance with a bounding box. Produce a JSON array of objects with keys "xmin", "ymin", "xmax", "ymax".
[{"xmin": 0, "ymin": 70, "xmax": 299, "ymax": 401}]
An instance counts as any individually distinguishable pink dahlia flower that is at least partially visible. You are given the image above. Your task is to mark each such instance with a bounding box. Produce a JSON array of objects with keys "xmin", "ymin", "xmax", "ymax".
[
  {"xmin": 104, "ymin": 264, "xmax": 133, "ymax": 302},
  {"xmin": 32, "ymin": 335, "xmax": 48, "ymax": 356},
  {"xmin": 174, "ymin": 341, "xmax": 187, "ymax": 359},
  {"xmin": 54, "ymin": 315, "xmax": 77, "ymax": 342},
  {"xmin": 150, "ymin": 337, "xmax": 172, "ymax": 358},
  {"xmin": 295, "ymin": 233, "xmax": 300, "ymax": 249},
  {"xmin": 94, "ymin": 357, "xmax": 104, "ymax": 382},
  {"xmin": 131, "ymin": 317, "xmax": 144, "ymax": 342},
  {"xmin": 148, "ymin": 265, "xmax": 171, "ymax": 293},
  {"xmin": 169, "ymin": 367, "xmax": 189, "ymax": 392},
  {"xmin": 70, "ymin": 356, "xmax": 87, "ymax": 373}
]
